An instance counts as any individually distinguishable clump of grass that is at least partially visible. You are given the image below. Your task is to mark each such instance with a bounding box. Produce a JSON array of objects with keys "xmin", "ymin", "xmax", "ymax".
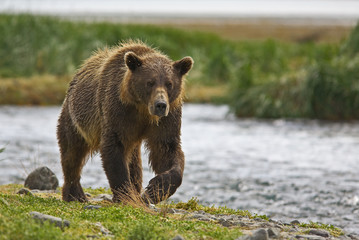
[
  {"xmin": 171, "ymin": 197, "xmax": 253, "ymax": 217},
  {"xmin": 300, "ymin": 221, "xmax": 344, "ymax": 237}
]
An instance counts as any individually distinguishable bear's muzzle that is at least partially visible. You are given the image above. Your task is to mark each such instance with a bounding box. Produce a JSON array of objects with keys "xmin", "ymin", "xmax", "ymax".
[{"xmin": 149, "ymin": 88, "xmax": 169, "ymax": 118}]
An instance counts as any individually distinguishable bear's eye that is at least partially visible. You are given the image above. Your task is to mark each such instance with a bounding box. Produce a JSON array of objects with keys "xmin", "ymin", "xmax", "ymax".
[
  {"xmin": 147, "ymin": 81, "xmax": 155, "ymax": 88},
  {"xmin": 166, "ymin": 82, "xmax": 173, "ymax": 89}
]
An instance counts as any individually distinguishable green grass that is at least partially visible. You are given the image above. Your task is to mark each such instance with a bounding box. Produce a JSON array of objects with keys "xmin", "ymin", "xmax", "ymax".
[
  {"xmin": 0, "ymin": 14, "xmax": 358, "ymax": 120},
  {"xmin": 0, "ymin": 184, "xmax": 344, "ymax": 239},
  {"xmin": 0, "ymin": 184, "xmax": 244, "ymax": 240}
]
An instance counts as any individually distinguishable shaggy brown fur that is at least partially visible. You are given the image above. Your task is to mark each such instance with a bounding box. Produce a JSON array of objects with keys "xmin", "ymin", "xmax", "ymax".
[{"xmin": 57, "ymin": 40, "xmax": 193, "ymax": 204}]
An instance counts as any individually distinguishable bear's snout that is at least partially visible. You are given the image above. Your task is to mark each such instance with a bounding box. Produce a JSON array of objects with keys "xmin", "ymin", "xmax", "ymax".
[
  {"xmin": 148, "ymin": 88, "xmax": 169, "ymax": 118},
  {"xmin": 154, "ymin": 100, "xmax": 168, "ymax": 117}
]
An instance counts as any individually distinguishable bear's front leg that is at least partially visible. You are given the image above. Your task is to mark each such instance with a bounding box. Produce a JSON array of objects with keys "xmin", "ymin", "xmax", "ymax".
[
  {"xmin": 143, "ymin": 138, "xmax": 185, "ymax": 204},
  {"xmin": 143, "ymin": 167, "xmax": 183, "ymax": 204},
  {"xmin": 100, "ymin": 132, "xmax": 130, "ymax": 202}
]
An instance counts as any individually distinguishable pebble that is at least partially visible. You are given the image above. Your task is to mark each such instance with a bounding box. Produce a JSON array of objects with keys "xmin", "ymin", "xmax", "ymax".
[
  {"xmin": 94, "ymin": 222, "xmax": 112, "ymax": 236},
  {"xmin": 218, "ymin": 218, "xmax": 234, "ymax": 227},
  {"xmin": 17, "ymin": 188, "xmax": 34, "ymax": 196},
  {"xmin": 189, "ymin": 213, "xmax": 212, "ymax": 221},
  {"xmin": 84, "ymin": 205, "xmax": 102, "ymax": 210},
  {"xmin": 267, "ymin": 228, "xmax": 280, "ymax": 238},
  {"xmin": 30, "ymin": 211, "xmax": 70, "ymax": 229},
  {"xmin": 24, "ymin": 166, "xmax": 59, "ymax": 190},
  {"xmin": 291, "ymin": 220, "xmax": 301, "ymax": 225},
  {"xmin": 295, "ymin": 234, "xmax": 326, "ymax": 240},
  {"xmin": 172, "ymin": 235, "xmax": 185, "ymax": 240},
  {"xmin": 92, "ymin": 194, "xmax": 113, "ymax": 202},
  {"xmin": 251, "ymin": 228, "xmax": 269, "ymax": 240},
  {"xmin": 308, "ymin": 229, "xmax": 330, "ymax": 238},
  {"xmin": 166, "ymin": 208, "xmax": 176, "ymax": 214}
]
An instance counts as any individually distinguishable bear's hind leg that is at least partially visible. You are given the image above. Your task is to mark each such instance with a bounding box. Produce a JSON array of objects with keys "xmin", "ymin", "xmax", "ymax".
[{"xmin": 57, "ymin": 108, "xmax": 90, "ymax": 202}]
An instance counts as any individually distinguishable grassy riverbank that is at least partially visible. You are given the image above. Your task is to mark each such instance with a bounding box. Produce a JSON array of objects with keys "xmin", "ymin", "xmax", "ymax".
[
  {"xmin": 0, "ymin": 14, "xmax": 358, "ymax": 120},
  {"xmin": 0, "ymin": 184, "xmax": 344, "ymax": 240}
]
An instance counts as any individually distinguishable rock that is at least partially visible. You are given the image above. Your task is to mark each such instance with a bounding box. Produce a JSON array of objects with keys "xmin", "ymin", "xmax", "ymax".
[
  {"xmin": 84, "ymin": 205, "xmax": 102, "ymax": 210},
  {"xmin": 196, "ymin": 210, "xmax": 206, "ymax": 214},
  {"xmin": 218, "ymin": 218, "xmax": 234, "ymax": 227},
  {"xmin": 308, "ymin": 229, "xmax": 330, "ymax": 238},
  {"xmin": 251, "ymin": 229, "xmax": 269, "ymax": 240},
  {"xmin": 267, "ymin": 228, "xmax": 280, "ymax": 238},
  {"xmin": 295, "ymin": 234, "xmax": 325, "ymax": 240},
  {"xmin": 166, "ymin": 208, "xmax": 176, "ymax": 214},
  {"xmin": 189, "ymin": 214, "xmax": 211, "ymax": 221},
  {"xmin": 236, "ymin": 228, "xmax": 269, "ymax": 240},
  {"xmin": 94, "ymin": 222, "xmax": 112, "ymax": 236},
  {"xmin": 92, "ymin": 194, "xmax": 113, "ymax": 202},
  {"xmin": 30, "ymin": 211, "xmax": 70, "ymax": 228},
  {"xmin": 86, "ymin": 235, "xmax": 99, "ymax": 239},
  {"xmin": 30, "ymin": 189, "xmax": 58, "ymax": 194},
  {"xmin": 172, "ymin": 235, "xmax": 185, "ymax": 240},
  {"xmin": 24, "ymin": 167, "xmax": 59, "ymax": 190},
  {"xmin": 17, "ymin": 188, "xmax": 34, "ymax": 196},
  {"xmin": 347, "ymin": 233, "xmax": 359, "ymax": 240},
  {"xmin": 291, "ymin": 220, "xmax": 300, "ymax": 225}
]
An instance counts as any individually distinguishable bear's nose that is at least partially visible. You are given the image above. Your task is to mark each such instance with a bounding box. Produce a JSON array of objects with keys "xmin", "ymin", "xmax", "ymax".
[{"xmin": 154, "ymin": 100, "xmax": 167, "ymax": 117}]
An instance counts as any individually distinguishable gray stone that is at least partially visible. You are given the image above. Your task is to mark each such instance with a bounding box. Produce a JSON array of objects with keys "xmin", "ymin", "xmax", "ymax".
[
  {"xmin": 30, "ymin": 211, "xmax": 70, "ymax": 228},
  {"xmin": 94, "ymin": 222, "xmax": 112, "ymax": 236},
  {"xmin": 267, "ymin": 228, "xmax": 280, "ymax": 238},
  {"xmin": 189, "ymin": 214, "xmax": 211, "ymax": 221},
  {"xmin": 84, "ymin": 205, "xmax": 102, "ymax": 210},
  {"xmin": 218, "ymin": 218, "xmax": 234, "ymax": 227},
  {"xmin": 24, "ymin": 166, "xmax": 59, "ymax": 190},
  {"xmin": 196, "ymin": 210, "xmax": 206, "ymax": 214},
  {"xmin": 347, "ymin": 233, "xmax": 359, "ymax": 240},
  {"xmin": 236, "ymin": 229, "xmax": 269, "ymax": 240},
  {"xmin": 30, "ymin": 189, "xmax": 58, "ymax": 194},
  {"xmin": 167, "ymin": 208, "xmax": 176, "ymax": 214},
  {"xmin": 291, "ymin": 220, "xmax": 300, "ymax": 225},
  {"xmin": 172, "ymin": 235, "xmax": 185, "ymax": 240},
  {"xmin": 251, "ymin": 229, "xmax": 269, "ymax": 240},
  {"xmin": 295, "ymin": 235, "xmax": 325, "ymax": 240},
  {"xmin": 308, "ymin": 229, "xmax": 330, "ymax": 238},
  {"xmin": 92, "ymin": 194, "xmax": 113, "ymax": 202},
  {"xmin": 86, "ymin": 235, "xmax": 99, "ymax": 239},
  {"xmin": 17, "ymin": 188, "xmax": 34, "ymax": 196}
]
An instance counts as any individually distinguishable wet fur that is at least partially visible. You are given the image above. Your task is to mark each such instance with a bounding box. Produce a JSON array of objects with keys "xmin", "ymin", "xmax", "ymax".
[{"xmin": 57, "ymin": 40, "xmax": 193, "ymax": 203}]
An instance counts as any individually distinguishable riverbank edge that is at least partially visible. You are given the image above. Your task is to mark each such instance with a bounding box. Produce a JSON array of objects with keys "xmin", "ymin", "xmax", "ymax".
[
  {"xmin": 0, "ymin": 184, "xmax": 357, "ymax": 240},
  {"xmin": 0, "ymin": 75, "xmax": 228, "ymax": 105}
]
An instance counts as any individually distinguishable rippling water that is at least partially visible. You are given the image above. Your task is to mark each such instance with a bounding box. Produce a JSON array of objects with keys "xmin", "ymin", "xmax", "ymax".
[{"xmin": 0, "ymin": 104, "xmax": 358, "ymax": 233}]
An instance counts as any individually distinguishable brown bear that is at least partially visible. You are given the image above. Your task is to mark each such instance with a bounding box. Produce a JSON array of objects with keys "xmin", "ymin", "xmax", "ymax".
[{"xmin": 57, "ymin": 40, "xmax": 193, "ymax": 204}]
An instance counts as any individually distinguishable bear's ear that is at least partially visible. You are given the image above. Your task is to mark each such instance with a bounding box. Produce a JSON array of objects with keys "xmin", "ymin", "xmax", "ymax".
[
  {"xmin": 173, "ymin": 56, "xmax": 194, "ymax": 76},
  {"xmin": 124, "ymin": 52, "xmax": 142, "ymax": 71}
]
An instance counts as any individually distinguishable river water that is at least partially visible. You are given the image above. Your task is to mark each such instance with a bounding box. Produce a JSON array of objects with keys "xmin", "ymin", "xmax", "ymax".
[
  {"xmin": 1, "ymin": 0, "xmax": 359, "ymax": 22},
  {"xmin": 0, "ymin": 104, "xmax": 358, "ymax": 233}
]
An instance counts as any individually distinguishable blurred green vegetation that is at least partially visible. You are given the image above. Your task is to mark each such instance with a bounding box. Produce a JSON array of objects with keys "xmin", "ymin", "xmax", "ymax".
[
  {"xmin": 231, "ymin": 23, "xmax": 359, "ymax": 120},
  {"xmin": 0, "ymin": 14, "xmax": 358, "ymax": 120}
]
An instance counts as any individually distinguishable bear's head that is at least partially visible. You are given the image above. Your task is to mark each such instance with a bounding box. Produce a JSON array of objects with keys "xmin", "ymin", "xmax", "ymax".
[{"xmin": 123, "ymin": 51, "xmax": 193, "ymax": 118}]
